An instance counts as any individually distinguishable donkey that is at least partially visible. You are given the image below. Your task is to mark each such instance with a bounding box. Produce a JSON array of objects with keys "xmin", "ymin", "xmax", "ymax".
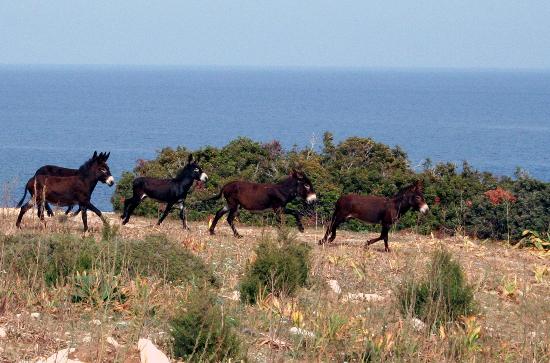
[
  {"xmin": 319, "ymin": 181, "xmax": 429, "ymax": 252},
  {"xmin": 16, "ymin": 151, "xmax": 114, "ymax": 231},
  {"xmin": 207, "ymin": 170, "xmax": 317, "ymax": 238},
  {"xmin": 32, "ymin": 153, "xmax": 110, "ymax": 217},
  {"xmin": 120, "ymin": 154, "xmax": 208, "ymax": 229}
]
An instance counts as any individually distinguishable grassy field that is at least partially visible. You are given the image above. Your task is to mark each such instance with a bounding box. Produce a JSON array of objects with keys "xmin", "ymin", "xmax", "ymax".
[{"xmin": 0, "ymin": 207, "xmax": 549, "ymax": 362}]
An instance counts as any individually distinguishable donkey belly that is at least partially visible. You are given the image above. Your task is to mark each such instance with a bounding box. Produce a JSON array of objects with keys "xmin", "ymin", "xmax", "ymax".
[{"xmin": 45, "ymin": 190, "xmax": 80, "ymax": 206}]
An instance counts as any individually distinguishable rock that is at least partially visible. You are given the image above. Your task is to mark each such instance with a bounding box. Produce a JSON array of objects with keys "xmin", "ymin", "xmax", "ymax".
[
  {"xmin": 36, "ymin": 348, "xmax": 84, "ymax": 363},
  {"xmin": 410, "ymin": 318, "xmax": 426, "ymax": 332},
  {"xmin": 90, "ymin": 319, "xmax": 101, "ymax": 326},
  {"xmin": 0, "ymin": 326, "xmax": 6, "ymax": 338},
  {"xmin": 226, "ymin": 290, "xmax": 241, "ymax": 301},
  {"xmin": 138, "ymin": 338, "xmax": 170, "ymax": 363},
  {"xmin": 342, "ymin": 293, "xmax": 384, "ymax": 303},
  {"xmin": 107, "ymin": 336, "xmax": 122, "ymax": 348},
  {"xmin": 327, "ymin": 280, "xmax": 341, "ymax": 294},
  {"xmin": 289, "ymin": 326, "xmax": 315, "ymax": 338},
  {"xmin": 30, "ymin": 312, "xmax": 41, "ymax": 319},
  {"xmin": 82, "ymin": 335, "xmax": 92, "ymax": 343}
]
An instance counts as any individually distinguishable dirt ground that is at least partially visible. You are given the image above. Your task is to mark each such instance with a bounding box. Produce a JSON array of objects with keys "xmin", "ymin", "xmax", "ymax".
[{"xmin": 0, "ymin": 208, "xmax": 549, "ymax": 362}]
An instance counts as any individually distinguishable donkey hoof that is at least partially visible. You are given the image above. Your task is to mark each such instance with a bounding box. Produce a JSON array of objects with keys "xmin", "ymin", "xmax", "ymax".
[
  {"xmin": 209, "ymin": 229, "xmax": 215, "ymax": 235},
  {"xmin": 298, "ymin": 227, "xmax": 305, "ymax": 233},
  {"xmin": 235, "ymin": 234, "xmax": 243, "ymax": 239}
]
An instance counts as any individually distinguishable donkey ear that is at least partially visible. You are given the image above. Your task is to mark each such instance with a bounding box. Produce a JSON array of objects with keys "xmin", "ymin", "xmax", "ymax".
[
  {"xmin": 93, "ymin": 151, "xmax": 98, "ymax": 160},
  {"xmin": 187, "ymin": 153, "xmax": 193, "ymax": 163},
  {"xmin": 104, "ymin": 152, "xmax": 110, "ymax": 161}
]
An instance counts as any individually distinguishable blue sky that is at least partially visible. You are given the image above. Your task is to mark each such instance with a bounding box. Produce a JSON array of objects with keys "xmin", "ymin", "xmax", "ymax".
[{"xmin": 1, "ymin": 1, "xmax": 549, "ymax": 69}]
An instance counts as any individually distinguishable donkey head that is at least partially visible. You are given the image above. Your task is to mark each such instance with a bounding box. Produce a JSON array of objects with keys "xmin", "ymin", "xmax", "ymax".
[
  {"xmin": 179, "ymin": 154, "xmax": 208, "ymax": 183},
  {"xmin": 90, "ymin": 151, "xmax": 114, "ymax": 186},
  {"xmin": 402, "ymin": 180, "xmax": 428, "ymax": 213},
  {"xmin": 291, "ymin": 170, "xmax": 317, "ymax": 204}
]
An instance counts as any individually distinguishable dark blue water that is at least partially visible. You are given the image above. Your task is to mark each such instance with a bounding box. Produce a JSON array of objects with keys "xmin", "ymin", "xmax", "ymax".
[{"xmin": 1, "ymin": 66, "xmax": 549, "ymax": 211}]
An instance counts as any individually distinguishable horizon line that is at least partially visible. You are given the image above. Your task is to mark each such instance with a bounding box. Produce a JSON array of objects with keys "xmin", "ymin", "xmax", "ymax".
[{"xmin": 1, "ymin": 63, "xmax": 549, "ymax": 73}]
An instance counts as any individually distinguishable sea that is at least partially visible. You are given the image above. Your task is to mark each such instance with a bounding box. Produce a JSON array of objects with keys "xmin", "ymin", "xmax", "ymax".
[{"xmin": 1, "ymin": 66, "xmax": 549, "ymax": 211}]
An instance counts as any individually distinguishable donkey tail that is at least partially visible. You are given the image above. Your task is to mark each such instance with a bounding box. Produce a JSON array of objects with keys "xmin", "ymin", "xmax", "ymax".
[
  {"xmin": 202, "ymin": 189, "xmax": 223, "ymax": 203},
  {"xmin": 16, "ymin": 187, "xmax": 28, "ymax": 207}
]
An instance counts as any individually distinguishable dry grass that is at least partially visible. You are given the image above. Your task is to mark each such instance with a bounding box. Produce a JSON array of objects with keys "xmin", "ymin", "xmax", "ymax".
[{"xmin": 0, "ymin": 207, "xmax": 549, "ymax": 362}]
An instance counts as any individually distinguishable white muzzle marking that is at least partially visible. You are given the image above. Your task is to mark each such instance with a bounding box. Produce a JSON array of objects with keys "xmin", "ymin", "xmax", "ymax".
[
  {"xmin": 200, "ymin": 173, "xmax": 208, "ymax": 182},
  {"xmin": 306, "ymin": 193, "xmax": 317, "ymax": 203},
  {"xmin": 106, "ymin": 176, "xmax": 115, "ymax": 186},
  {"xmin": 420, "ymin": 204, "xmax": 429, "ymax": 213}
]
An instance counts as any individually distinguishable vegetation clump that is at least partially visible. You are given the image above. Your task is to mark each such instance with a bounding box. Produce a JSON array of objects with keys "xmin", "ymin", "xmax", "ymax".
[
  {"xmin": 112, "ymin": 133, "xmax": 550, "ymax": 242},
  {"xmin": 398, "ymin": 249, "xmax": 475, "ymax": 327},
  {"xmin": 170, "ymin": 289, "xmax": 241, "ymax": 362},
  {"xmin": 0, "ymin": 232, "xmax": 216, "ymax": 289},
  {"xmin": 240, "ymin": 237, "xmax": 311, "ymax": 304}
]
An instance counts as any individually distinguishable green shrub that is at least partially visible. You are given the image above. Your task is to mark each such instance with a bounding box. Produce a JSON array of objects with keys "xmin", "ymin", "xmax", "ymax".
[
  {"xmin": 122, "ymin": 234, "xmax": 217, "ymax": 286},
  {"xmin": 398, "ymin": 249, "xmax": 475, "ymax": 327},
  {"xmin": 112, "ymin": 133, "xmax": 550, "ymax": 241},
  {"xmin": 70, "ymin": 269, "xmax": 125, "ymax": 305},
  {"xmin": 240, "ymin": 239, "xmax": 311, "ymax": 304},
  {"xmin": 170, "ymin": 289, "xmax": 241, "ymax": 362},
  {"xmin": 0, "ymin": 233, "xmax": 216, "ymax": 289}
]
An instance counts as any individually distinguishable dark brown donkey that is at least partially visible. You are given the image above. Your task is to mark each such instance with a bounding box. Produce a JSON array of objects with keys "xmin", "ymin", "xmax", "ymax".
[
  {"xmin": 16, "ymin": 151, "xmax": 114, "ymax": 231},
  {"xmin": 120, "ymin": 154, "xmax": 208, "ymax": 229},
  {"xmin": 319, "ymin": 181, "xmax": 429, "ymax": 252},
  {"xmin": 32, "ymin": 152, "xmax": 111, "ymax": 217},
  {"xmin": 207, "ymin": 171, "xmax": 317, "ymax": 237}
]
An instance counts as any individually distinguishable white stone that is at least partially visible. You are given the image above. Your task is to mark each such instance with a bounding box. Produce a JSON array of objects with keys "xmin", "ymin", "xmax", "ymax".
[
  {"xmin": 0, "ymin": 326, "xmax": 6, "ymax": 338},
  {"xmin": 90, "ymin": 319, "xmax": 101, "ymax": 326},
  {"xmin": 226, "ymin": 290, "xmax": 241, "ymax": 301},
  {"xmin": 138, "ymin": 338, "xmax": 170, "ymax": 363},
  {"xmin": 327, "ymin": 280, "xmax": 341, "ymax": 294},
  {"xmin": 30, "ymin": 312, "xmax": 41, "ymax": 319},
  {"xmin": 107, "ymin": 336, "xmax": 121, "ymax": 348},
  {"xmin": 289, "ymin": 326, "xmax": 315, "ymax": 338},
  {"xmin": 35, "ymin": 348, "xmax": 84, "ymax": 363},
  {"xmin": 342, "ymin": 293, "xmax": 384, "ymax": 303},
  {"xmin": 410, "ymin": 318, "xmax": 426, "ymax": 332},
  {"xmin": 82, "ymin": 335, "xmax": 92, "ymax": 343}
]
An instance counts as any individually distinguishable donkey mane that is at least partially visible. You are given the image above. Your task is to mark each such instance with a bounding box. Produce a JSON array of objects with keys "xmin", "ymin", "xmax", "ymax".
[
  {"xmin": 77, "ymin": 157, "xmax": 97, "ymax": 174},
  {"xmin": 393, "ymin": 182, "xmax": 420, "ymax": 199},
  {"xmin": 174, "ymin": 164, "xmax": 193, "ymax": 181}
]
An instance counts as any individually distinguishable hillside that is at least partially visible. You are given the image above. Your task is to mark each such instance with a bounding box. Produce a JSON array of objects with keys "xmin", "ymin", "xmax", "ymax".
[{"xmin": 0, "ymin": 209, "xmax": 549, "ymax": 362}]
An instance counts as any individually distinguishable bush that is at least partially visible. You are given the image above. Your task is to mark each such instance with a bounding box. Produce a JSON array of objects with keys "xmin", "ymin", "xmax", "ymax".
[
  {"xmin": 170, "ymin": 289, "xmax": 241, "ymax": 362},
  {"xmin": 240, "ymin": 238, "xmax": 311, "ymax": 304},
  {"xmin": 0, "ymin": 232, "xmax": 216, "ymax": 289},
  {"xmin": 112, "ymin": 133, "xmax": 550, "ymax": 241},
  {"xmin": 398, "ymin": 249, "xmax": 475, "ymax": 327}
]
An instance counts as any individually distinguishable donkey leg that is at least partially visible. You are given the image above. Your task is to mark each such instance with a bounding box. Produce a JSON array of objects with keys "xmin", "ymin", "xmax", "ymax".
[
  {"xmin": 227, "ymin": 208, "xmax": 242, "ymax": 238},
  {"xmin": 46, "ymin": 202, "xmax": 54, "ymax": 217},
  {"xmin": 382, "ymin": 226, "xmax": 391, "ymax": 252},
  {"xmin": 157, "ymin": 203, "xmax": 174, "ymax": 226},
  {"xmin": 209, "ymin": 206, "xmax": 228, "ymax": 235},
  {"xmin": 81, "ymin": 208, "xmax": 90, "ymax": 232},
  {"xmin": 83, "ymin": 202, "xmax": 106, "ymax": 224},
  {"xmin": 122, "ymin": 196, "xmax": 141, "ymax": 224},
  {"xmin": 284, "ymin": 207, "xmax": 304, "ymax": 232},
  {"xmin": 321, "ymin": 212, "xmax": 345, "ymax": 244},
  {"xmin": 16, "ymin": 201, "xmax": 33, "ymax": 228},
  {"xmin": 179, "ymin": 203, "xmax": 190, "ymax": 230},
  {"xmin": 366, "ymin": 226, "xmax": 390, "ymax": 251},
  {"xmin": 70, "ymin": 206, "xmax": 81, "ymax": 217},
  {"xmin": 65, "ymin": 205, "xmax": 73, "ymax": 215}
]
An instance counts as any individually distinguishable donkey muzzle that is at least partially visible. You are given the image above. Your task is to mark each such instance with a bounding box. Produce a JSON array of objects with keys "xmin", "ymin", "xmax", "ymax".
[
  {"xmin": 106, "ymin": 176, "xmax": 115, "ymax": 186},
  {"xmin": 306, "ymin": 193, "xmax": 317, "ymax": 203},
  {"xmin": 200, "ymin": 173, "xmax": 208, "ymax": 183},
  {"xmin": 420, "ymin": 203, "xmax": 429, "ymax": 213}
]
